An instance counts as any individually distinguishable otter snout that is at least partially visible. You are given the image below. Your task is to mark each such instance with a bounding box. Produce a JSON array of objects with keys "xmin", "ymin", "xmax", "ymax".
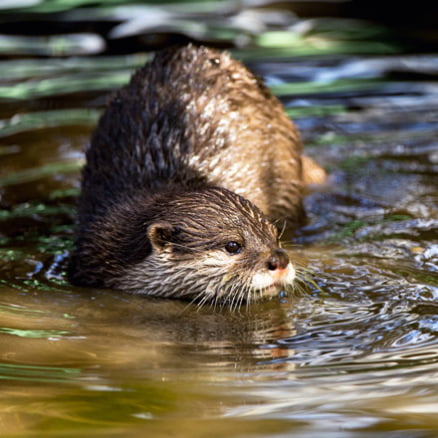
[
  {"xmin": 267, "ymin": 249, "xmax": 289, "ymax": 271},
  {"xmin": 249, "ymin": 247, "xmax": 295, "ymax": 298}
]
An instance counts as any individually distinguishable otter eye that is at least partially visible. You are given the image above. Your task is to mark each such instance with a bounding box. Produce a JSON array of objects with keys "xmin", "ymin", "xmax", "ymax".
[{"xmin": 225, "ymin": 241, "xmax": 242, "ymax": 254}]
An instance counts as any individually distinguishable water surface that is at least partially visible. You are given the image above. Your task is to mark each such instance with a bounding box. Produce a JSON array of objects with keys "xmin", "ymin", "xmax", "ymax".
[{"xmin": 0, "ymin": 1, "xmax": 437, "ymax": 436}]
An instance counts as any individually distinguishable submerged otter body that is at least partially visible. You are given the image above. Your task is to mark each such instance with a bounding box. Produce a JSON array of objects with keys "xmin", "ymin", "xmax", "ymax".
[{"xmin": 68, "ymin": 45, "xmax": 320, "ymax": 302}]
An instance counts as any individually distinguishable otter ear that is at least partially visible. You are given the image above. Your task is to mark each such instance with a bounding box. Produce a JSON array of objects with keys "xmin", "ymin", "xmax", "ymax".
[{"xmin": 147, "ymin": 222, "xmax": 178, "ymax": 252}]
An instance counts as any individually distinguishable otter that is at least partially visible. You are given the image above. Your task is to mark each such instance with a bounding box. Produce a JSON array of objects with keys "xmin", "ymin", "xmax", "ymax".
[{"xmin": 68, "ymin": 44, "xmax": 323, "ymax": 303}]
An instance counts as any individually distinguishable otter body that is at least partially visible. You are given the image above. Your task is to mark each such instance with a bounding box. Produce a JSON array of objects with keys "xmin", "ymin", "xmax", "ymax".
[{"xmin": 68, "ymin": 45, "xmax": 318, "ymax": 302}]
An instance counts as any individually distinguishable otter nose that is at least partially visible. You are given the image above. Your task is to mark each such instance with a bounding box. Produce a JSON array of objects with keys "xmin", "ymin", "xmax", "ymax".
[{"xmin": 267, "ymin": 249, "xmax": 289, "ymax": 271}]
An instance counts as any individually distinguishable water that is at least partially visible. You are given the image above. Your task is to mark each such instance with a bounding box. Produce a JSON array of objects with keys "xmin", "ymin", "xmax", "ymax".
[{"xmin": 1, "ymin": 1, "xmax": 437, "ymax": 436}]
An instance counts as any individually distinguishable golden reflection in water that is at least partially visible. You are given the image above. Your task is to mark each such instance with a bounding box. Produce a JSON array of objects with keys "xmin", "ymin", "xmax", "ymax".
[{"xmin": 0, "ymin": 284, "xmax": 299, "ymax": 435}]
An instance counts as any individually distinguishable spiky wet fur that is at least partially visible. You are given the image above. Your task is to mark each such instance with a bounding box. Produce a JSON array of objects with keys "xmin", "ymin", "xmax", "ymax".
[{"xmin": 68, "ymin": 45, "xmax": 309, "ymax": 302}]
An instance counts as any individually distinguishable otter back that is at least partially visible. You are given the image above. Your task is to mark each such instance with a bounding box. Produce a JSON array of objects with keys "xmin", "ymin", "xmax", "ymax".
[{"xmin": 79, "ymin": 44, "xmax": 305, "ymax": 225}]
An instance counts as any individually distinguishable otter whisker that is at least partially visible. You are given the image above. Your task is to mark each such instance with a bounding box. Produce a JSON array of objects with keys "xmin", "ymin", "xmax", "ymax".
[
  {"xmin": 229, "ymin": 277, "xmax": 245, "ymax": 311},
  {"xmin": 277, "ymin": 219, "xmax": 288, "ymax": 240},
  {"xmin": 237, "ymin": 285, "xmax": 247, "ymax": 310},
  {"xmin": 187, "ymin": 286, "xmax": 208, "ymax": 311},
  {"xmin": 295, "ymin": 265, "xmax": 315, "ymax": 278},
  {"xmin": 295, "ymin": 265, "xmax": 318, "ymax": 283},
  {"xmin": 279, "ymin": 242, "xmax": 302, "ymax": 251},
  {"xmin": 242, "ymin": 285, "xmax": 251, "ymax": 309},
  {"xmin": 227, "ymin": 282, "xmax": 239, "ymax": 312}
]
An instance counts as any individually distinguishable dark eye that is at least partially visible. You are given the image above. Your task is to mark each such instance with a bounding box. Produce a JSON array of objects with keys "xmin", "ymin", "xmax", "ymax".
[{"xmin": 225, "ymin": 241, "xmax": 242, "ymax": 254}]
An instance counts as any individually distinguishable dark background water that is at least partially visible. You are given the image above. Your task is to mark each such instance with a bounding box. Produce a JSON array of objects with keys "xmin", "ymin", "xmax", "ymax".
[{"xmin": 0, "ymin": 1, "xmax": 437, "ymax": 437}]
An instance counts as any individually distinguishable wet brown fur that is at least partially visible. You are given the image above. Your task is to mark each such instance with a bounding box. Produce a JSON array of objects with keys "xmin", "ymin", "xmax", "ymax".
[{"xmin": 68, "ymin": 45, "xmax": 323, "ymax": 300}]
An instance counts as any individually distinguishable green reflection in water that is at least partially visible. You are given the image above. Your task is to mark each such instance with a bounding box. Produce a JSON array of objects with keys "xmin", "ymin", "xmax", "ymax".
[
  {"xmin": 0, "ymin": 327, "xmax": 69, "ymax": 339},
  {"xmin": 330, "ymin": 219, "xmax": 367, "ymax": 242},
  {"xmin": 0, "ymin": 72, "xmax": 131, "ymax": 100},
  {"xmin": 271, "ymin": 78, "xmax": 382, "ymax": 97},
  {"xmin": 313, "ymin": 128, "xmax": 438, "ymax": 147},
  {"xmin": 1, "ymin": 0, "xmax": 167, "ymax": 14},
  {"xmin": 0, "ymin": 160, "xmax": 83, "ymax": 186},
  {"xmin": 0, "ymin": 109, "xmax": 101, "ymax": 137},
  {"xmin": 1, "ymin": 54, "xmax": 148, "ymax": 81},
  {"xmin": 327, "ymin": 214, "xmax": 426, "ymax": 245},
  {"xmin": 34, "ymin": 235, "xmax": 74, "ymax": 255},
  {"xmin": 49, "ymin": 188, "xmax": 81, "ymax": 199},
  {"xmin": 338, "ymin": 156, "xmax": 371, "ymax": 171},
  {"xmin": 0, "ymin": 34, "xmax": 105, "ymax": 57},
  {"xmin": 393, "ymin": 268, "xmax": 438, "ymax": 287},
  {"xmin": 0, "ymin": 249, "xmax": 24, "ymax": 262},
  {"xmin": 0, "ymin": 202, "xmax": 75, "ymax": 219},
  {"xmin": 2, "ymin": 276, "xmax": 72, "ymax": 294},
  {"xmin": 256, "ymin": 31, "xmax": 398, "ymax": 56},
  {"xmin": 285, "ymin": 105, "xmax": 346, "ymax": 118},
  {"xmin": 0, "ymin": 362, "xmax": 80, "ymax": 383},
  {"xmin": 0, "ymin": 303, "xmax": 45, "ymax": 315}
]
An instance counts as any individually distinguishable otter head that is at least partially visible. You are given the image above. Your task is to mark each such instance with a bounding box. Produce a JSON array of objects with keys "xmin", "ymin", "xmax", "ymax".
[{"xmin": 114, "ymin": 187, "xmax": 295, "ymax": 305}]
